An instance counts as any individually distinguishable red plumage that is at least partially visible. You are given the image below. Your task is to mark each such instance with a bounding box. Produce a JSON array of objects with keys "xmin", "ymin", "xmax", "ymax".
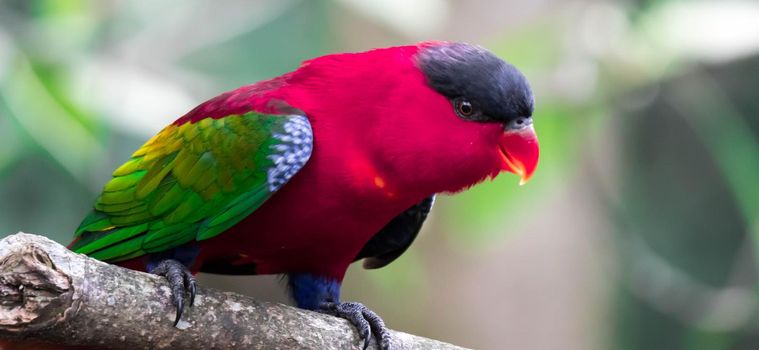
[{"xmin": 118, "ymin": 43, "xmax": 508, "ymax": 281}]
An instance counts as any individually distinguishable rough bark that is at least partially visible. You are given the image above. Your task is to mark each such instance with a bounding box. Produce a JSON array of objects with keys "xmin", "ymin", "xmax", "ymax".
[{"xmin": 0, "ymin": 233, "xmax": 466, "ymax": 350}]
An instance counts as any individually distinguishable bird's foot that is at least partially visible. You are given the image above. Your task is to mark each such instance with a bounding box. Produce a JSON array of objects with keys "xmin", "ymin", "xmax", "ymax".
[
  {"xmin": 150, "ymin": 259, "xmax": 197, "ymax": 326},
  {"xmin": 319, "ymin": 301, "xmax": 392, "ymax": 350}
]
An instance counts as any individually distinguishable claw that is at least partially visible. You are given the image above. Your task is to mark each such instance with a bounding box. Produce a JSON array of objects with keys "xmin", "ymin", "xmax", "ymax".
[
  {"xmin": 172, "ymin": 292, "xmax": 184, "ymax": 327},
  {"xmin": 151, "ymin": 259, "xmax": 197, "ymax": 326},
  {"xmin": 319, "ymin": 301, "xmax": 392, "ymax": 350}
]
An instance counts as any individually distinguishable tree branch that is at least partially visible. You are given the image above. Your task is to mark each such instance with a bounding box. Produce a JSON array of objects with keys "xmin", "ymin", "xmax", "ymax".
[{"xmin": 0, "ymin": 233, "xmax": 466, "ymax": 350}]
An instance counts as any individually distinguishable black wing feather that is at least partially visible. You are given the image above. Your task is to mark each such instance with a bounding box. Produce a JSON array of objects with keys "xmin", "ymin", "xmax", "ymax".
[{"xmin": 356, "ymin": 195, "xmax": 435, "ymax": 269}]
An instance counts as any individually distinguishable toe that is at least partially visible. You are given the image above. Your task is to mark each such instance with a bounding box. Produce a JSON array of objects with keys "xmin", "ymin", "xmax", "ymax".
[
  {"xmin": 319, "ymin": 301, "xmax": 392, "ymax": 350},
  {"xmin": 151, "ymin": 259, "xmax": 195, "ymax": 326},
  {"xmin": 362, "ymin": 308, "xmax": 391, "ymax": 349},
  {"xmin": 185, "ymin": 273, "xmax": 197, "ymax": 306}
]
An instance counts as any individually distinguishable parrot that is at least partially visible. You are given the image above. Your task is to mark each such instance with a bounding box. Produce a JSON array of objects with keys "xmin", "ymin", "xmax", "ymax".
[{"xmin": 68, "ymin": 41, "xmax": 539, "ymax": 349}]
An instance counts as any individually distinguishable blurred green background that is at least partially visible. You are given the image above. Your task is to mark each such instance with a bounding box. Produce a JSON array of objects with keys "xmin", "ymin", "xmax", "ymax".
[{"xmin": 1, "ymin": 0, "xmax": 758, "ymax": 349}]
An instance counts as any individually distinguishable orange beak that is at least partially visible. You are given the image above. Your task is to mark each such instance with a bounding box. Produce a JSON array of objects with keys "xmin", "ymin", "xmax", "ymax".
[{"xmin": 498, "ymin": 125, "xmax": 539, "ymax": 185}]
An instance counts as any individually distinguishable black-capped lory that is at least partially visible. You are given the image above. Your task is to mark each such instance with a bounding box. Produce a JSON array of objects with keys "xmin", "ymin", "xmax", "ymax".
[{"xmin": 69, "ymin": 42, "xmax": 539, "ymax": 349}]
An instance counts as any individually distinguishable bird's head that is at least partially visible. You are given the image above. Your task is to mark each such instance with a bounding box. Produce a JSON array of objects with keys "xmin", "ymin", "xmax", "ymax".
[
  {"xmin": 284, "ymin": 42, "xmax": 539, "ymax": 197},
  {"xmin": 415, "ymin": 42, "xmax": 539, "ymax": 186}
]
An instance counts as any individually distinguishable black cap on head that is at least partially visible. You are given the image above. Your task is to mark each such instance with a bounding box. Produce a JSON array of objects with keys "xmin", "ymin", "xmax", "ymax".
[{"xmin": 416, "ymin": 42, "xmax": 534, "ymax": 123}]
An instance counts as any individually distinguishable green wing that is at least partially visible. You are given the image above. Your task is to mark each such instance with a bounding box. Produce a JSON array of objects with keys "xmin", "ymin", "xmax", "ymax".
[{"xmin": 70, "ymin": 112, "xmax": 313, "ymax": 262}]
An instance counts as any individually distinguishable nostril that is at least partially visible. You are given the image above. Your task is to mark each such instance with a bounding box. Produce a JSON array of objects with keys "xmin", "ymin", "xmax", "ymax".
[{"xmin": 508, "ymin": 117, "xmax": 532, "ymax": 130}]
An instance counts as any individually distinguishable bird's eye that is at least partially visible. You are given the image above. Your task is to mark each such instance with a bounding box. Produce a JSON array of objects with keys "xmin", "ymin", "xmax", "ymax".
[{"xmin": 455, "ymin": 98, "xmax": 475, "ymax": 117}]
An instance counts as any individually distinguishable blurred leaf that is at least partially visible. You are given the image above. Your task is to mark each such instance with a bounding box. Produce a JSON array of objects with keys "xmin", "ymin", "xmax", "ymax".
[
  {"xmin": 0, "ymin": 53, "xmax": 104, "ymax": 180},
  {"xmin": 36, "ymin": 0, "xmax": 93, "ymax": 16},
  {"xmin": 667, "ymin": 75, "xmax": 759, "ymax": 234},
  {"xmin": 490, "ymin": 18, "xmax": 564, "ymax": 76},
  {"xmin": 0, "ymin": 106, "xmax": 24, "ymax": 177},
  {"xmin": 685, "ymin": 329, "xmax": 733, "ymax": 350},
  {"xmin": 179, "ymin": 0, "xmax": 335, "ymax": 87}
]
